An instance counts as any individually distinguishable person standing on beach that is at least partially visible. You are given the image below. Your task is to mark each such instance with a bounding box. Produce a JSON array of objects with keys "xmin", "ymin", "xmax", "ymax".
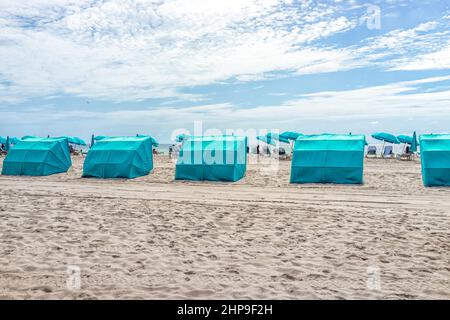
[{"xmin": 257, "ymin": 144, "xmax": 260, "ymax": 156}]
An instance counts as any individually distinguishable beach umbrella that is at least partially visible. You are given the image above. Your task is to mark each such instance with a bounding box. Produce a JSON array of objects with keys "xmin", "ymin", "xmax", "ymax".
[
  {"xmin": 371, "ymin": 132, "xmax": 400, "ymax": 144},
  {"xmin": 5, "ymin": 136, "xmax": 10, "ymax": 151},
  {"xmin": 256, "ymin": 135, "xmax": 276, "ymax": 146},
  {"xmin": 397, "ymin": 135, "xmax": 414, "ymax": 144},
  {"xmin": 10, "ymin": 137, "xmax": 20, "ymax": 144},
  {"xmin": 94, "ymin": 135, "xmax": 109, "ymax": 141},
  {"xmin": 175, "ymin": 134, "xmax": 190, "ymax": 143},
  {"xmin": 21, "ymin": 135, "xmax": 39, "ymax": 140},
  {"xmin": 74, "ymin": 137, "xmax": 86, "ymax": 146},
  {"xmin": 280, "ymin": 131, "xmax": 302, "ymax": 141},
  {"xmin": 411, "ymin": 131, "xmax": 418, "ymax": 153},
  {"xmin": 0, "ymin": 136, "xmax": 5, "ymax": 144},
  {"xmin": 267, "ymin": 133, "xmax": 290, "ymax": 144}
]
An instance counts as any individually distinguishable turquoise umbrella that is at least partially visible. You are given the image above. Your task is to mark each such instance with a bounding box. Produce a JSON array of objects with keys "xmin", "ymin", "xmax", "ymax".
[
  {"xmin": 371, "ymin": 132, "xmax": 400, "ymax": 144},
  {"xmin": 280, "ymin": 131, "xmax": 302, "ymax": 141},
  {"xmin": 10, "ymin": 137, "xmax": 20, "ymax": 144},
  {"xmin": 94, "ymin": 135, "xmax": 109, "ymax": 141},
  {"xmin": 0, "ymin": 136, "xmax": 5, "ymax": 144},
  {"xmin": 74, "ymin": 137, "xmax": 87, "ymax": 146},
  {"xmin": 256, "ymin": 135, "xmax": 276, "ymax": 146},
  {"xmin": 22, "ymin": 135, "xmax": 39, "ymax": 140},
  {"xmin": 5, "ymin": 136, "xmax": 10, "ymax": 151},
  {"xmin": 397, "ymin": 135, "xmax": 413, "ymax": 144},
  {"xmin": 175, "ymin": 134, "xmax": 190, "ymax": 143},
  {"xmin": 410, "ymin": 131, "xmax": 418, "ymax": 153},
  {"xmin": 267, "ymin": 133, "xmax": 290, "ymax": 144}
]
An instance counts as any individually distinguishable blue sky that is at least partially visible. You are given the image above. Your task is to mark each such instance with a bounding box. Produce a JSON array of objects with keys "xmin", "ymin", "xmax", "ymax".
[{"xmin": 0, "ymin": 0, "xmax": 449, "ymax": 143}]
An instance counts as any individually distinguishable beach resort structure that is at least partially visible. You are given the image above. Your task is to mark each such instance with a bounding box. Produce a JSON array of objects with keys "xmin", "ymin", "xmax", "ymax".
[
  {"xmin": 419, "ymin": 134, "xmax": 450, "ymax": 187},
  {"xmin": 83, "ymin": 136, "xmax": 154, "ymax": 179},
  {"xmin": 1, "ymin": 137, "xmax": 72, "ymax": 176},
  {"xmin": 290, "ymin": 134, "xmax": 366, "ymax": 184},
  {"xmin": 175, "ymin": 135, "xmax": 247, "ymax": 182}
]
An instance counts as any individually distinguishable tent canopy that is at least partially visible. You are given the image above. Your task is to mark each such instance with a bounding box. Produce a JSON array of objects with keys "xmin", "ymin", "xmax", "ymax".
[
  {"xmin": 175, "ymin": 135, "xmax": 247, "ymax": 182},
  {"xmin": 55, "ymin": 136, "xmax": 86, "ymax": 146},
  {"xmin": 291, "ymin": 134, "xmax": 366, "ymax": 184},
  {"xmin": 419, "ymin": 134, "xmax": 450, "ymax": 187},
  {"xmin": 2, "ymin": 138, "xmax": 72, "ymax": 176},
  {"xmin": 83, "ymin": 136, "xmax": 154, "ymax": 179},
  {"xmin": 95, "ymin": 135, "xmax": 158, "ymax": 147}
]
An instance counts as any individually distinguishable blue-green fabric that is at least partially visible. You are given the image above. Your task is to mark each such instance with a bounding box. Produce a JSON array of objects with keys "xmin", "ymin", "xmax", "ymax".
[
  {"xmin": 2, "ymin": 138, "xmax": 71, "ymax": 176},
  {"xmin": 420, "ymin": 134, "xmax": 450, "ymax": 187},
  {"xmin": 256, "ymin": 135, "xmax": 276, "ymax": 146},
  {"xmin": 267, "ymin": 133, "xmax": 290, "ymax": 144},
  {"xmin": 291, "ymin": 134, "xmax": 365, "ymax": 184},
  {"xmin": 83, "ymin": 136, "xmax": 153, "ymax": 179},
  {"xmin": 411, "ymin": 131, "xmax": 418, "ymax": 153},
  {"xmin": 176, "ymin": 136, "xmax": 247, "ymax": 182},
  {"xmin": 280, "ymin": 131, "xmax": 302, "ymax": 141},
  {"xmin": 371, "ymin": 132, "xmax": 400, "ymax": 144}
]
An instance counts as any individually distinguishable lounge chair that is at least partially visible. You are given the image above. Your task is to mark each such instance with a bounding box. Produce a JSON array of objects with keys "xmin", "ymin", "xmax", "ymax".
[
  {"xmin": 366, "ymin": 145, "xmax": 377, "ymax": 158},
  {"xmin": 382, "ymin": 145, "xmax": 394, "ymax": 158}
]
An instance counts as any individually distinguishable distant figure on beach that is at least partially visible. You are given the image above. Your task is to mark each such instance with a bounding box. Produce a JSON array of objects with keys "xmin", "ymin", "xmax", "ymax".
[
  {"xmin": 257, "ymin": 145, "xmax": 260, "ymax": 155},
  {"xmin": 169, "ymin": 145, "xmax": 174, "ymax": 159},
  {"xmin": 246, "ymin": 145, "xmax": 249, "ymax": 154}
]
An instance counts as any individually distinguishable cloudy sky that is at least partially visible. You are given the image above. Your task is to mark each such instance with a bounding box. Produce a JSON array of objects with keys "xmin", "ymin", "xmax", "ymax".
[{"xmin": 1, "ymin": 0, "xmax": 449, "ymax": 142}]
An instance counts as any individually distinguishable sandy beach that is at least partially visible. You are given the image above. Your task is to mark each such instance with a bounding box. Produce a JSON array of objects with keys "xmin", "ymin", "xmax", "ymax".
[{"xmin": 0, "ymin": 155, "xmax": 449, "ymax": 300}]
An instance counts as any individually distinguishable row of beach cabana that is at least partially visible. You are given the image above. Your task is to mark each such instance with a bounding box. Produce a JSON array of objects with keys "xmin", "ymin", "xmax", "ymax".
[{"xmin": 0, "ymin": 133, "xmax": 449, "ymax": 187}]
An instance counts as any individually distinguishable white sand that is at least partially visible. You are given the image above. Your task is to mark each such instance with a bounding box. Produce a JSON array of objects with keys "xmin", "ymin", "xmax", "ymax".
[{"xmin": 0, "ymin": 155, "xmax": 449, "ymax": 299}]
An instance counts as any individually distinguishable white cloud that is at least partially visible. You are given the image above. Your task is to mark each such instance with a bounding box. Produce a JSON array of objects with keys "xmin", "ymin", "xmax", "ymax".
[
  {"xmin": 0, "ymin": 0, "xmax": 360, "ymax": 103},
  {"xmin": 2, "ymin": 76, "xmax": 449, "ymax": 141}
]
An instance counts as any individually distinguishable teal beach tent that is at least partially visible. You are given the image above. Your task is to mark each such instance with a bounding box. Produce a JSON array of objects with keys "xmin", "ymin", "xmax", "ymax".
[
  {"xmin": 83, "ymin": 136, "xmax": 154, "ymax": 179},
  {"xmin": 291, "ymin": 134, "xmax": 366, "ymax": 184},
  {"xmin": 419, "ymin": 134, "xmax": 450, "ymax": 187},
  {"xmin": 2, "ymin": 138, "xmax": 72, "ymax": 176},
  {"xmin": 175, "ymin": 135, "xmax": 247, "ymax": 182}
]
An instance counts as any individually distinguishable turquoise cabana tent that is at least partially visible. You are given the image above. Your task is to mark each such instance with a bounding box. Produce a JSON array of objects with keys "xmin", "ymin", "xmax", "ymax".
[
  {"xmin": 83, "ymin": 136, "xmax": 154, "ymax": 179},
  {"xmin": 2, "ymin": 138, "xmax": 72, "ymax": 176},
  {"xmin": 291, "ymin": 134, "xmax": 366, "ymax": 184},
  {"xmin": 419, "ymin": 134, "xmax": 450, "ymax": 187},
  {"xmin": 175, "ymin": 136, "xmax": 247, "ymax": 182}
]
